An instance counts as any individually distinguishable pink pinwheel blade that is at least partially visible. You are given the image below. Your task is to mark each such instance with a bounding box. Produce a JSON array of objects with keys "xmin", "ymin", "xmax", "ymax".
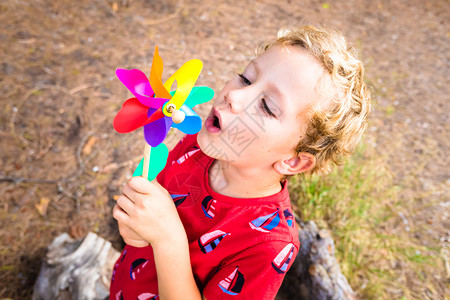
[
  {"xmin": 113, "ymin": 98, "xmax": 150, "ymax": 133},
  {"xmin": 143, "ymin": 108, "xmax": 173, "ymax": 147},
  {"xmin": 116, "ymin": 68, "xmax": 167, "ymax": 108}
]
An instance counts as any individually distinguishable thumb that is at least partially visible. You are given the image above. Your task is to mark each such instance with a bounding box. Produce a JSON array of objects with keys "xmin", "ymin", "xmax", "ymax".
[{"xmin": 128, "ymin": 176, "xmax": 153, "ymax": 194}]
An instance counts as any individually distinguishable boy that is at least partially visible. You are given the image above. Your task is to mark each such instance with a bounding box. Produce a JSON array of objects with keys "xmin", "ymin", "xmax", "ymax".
[{"xmin": 111, "ymin": 25, "xmax": 371, "ymax": 299}]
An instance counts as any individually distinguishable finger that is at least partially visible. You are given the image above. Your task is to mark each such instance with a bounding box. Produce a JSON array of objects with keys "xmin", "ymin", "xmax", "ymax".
[
  {"xmin": 113, "ymin": 204, "xmax": 130, "ymax": 224},
  {"xmin": 127, "ymin": 176, "xmax": 155, "ymax": 194},
  {"xmin": 122, "ymin": 183, "xmax": 142, "ymax": 203},
  {"xmin": 116, "ymin": 194, "xmax": 135, "ymax": 215},
  {"xmin": 123, "ymin": 238, "xmax": 149, "ymax": 248}
]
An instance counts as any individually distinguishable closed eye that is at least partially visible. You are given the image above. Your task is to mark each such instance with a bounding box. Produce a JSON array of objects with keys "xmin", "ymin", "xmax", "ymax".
[
  {"xmin": 261, "ymin": 98, "xmax": 276, "ymax": 118},
  {"xmin": 239, "ymin": 73, "xmax": 276, "ymax": 118},
  {"xmin": 238, "ymin": 73, "xmax": 251, "ymax": 85}
]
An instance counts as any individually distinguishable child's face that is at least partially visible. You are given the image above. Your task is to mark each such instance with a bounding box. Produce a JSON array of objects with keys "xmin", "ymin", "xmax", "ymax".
[{"xmin": 197, "ymin": 45, "xmax": 325, "ymax": 174}]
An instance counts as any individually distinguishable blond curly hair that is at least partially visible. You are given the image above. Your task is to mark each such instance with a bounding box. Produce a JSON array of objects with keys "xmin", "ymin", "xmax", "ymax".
[{"xmin": 259, "ymin": 25, "xmax": 372, "ymax": 174}]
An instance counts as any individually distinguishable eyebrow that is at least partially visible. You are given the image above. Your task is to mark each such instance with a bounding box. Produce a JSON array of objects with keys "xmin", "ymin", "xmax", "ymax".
[{"xmin": 250, "ymin": 60, "xmax": 287, "ymax": 110}]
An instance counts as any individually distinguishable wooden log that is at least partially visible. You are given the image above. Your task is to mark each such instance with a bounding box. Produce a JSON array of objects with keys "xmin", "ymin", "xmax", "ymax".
[
  {"xmin": 276, "ymin": 220, "xmax": 357, "ymax": 300},
  {"xmin": 34, "ymin": 220, "xmax": 355, "ymax": 300},
  {"xmin": 32, "ymin": 232, "xmax": 120, "ymax": 300}
]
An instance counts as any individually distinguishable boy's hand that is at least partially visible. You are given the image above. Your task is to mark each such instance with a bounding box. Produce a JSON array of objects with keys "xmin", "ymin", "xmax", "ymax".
[
  {"xmin": 113, "ymin": 177, "xmax": 186, "ymax": 248},
  {"xmin": 114, "ymin": 217, "xmax": 149, "ymax": 248}
]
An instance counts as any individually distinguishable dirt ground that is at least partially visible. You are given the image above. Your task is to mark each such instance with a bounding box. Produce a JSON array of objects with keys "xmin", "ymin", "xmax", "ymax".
[{"xmin": 0, "ymin": 0, "xmax": 448, "ymax": 299}]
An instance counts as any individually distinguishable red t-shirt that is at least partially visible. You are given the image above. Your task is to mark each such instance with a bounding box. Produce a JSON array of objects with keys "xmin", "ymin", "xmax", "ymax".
[{"xmin": 110, "ymin": 134, "xmax": 300, "ymax": 300}]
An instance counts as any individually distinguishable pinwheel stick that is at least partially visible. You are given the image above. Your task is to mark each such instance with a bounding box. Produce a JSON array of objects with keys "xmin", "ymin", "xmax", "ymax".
[{"xmin": 142, "ymin": 143, "xmax": 151, "ymax": 180}]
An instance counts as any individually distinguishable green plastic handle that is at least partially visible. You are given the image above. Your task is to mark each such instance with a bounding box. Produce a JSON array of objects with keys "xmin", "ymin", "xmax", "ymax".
[{"xmin": 133, "ymin": 143, "xmax": 169, "ymax": 181}]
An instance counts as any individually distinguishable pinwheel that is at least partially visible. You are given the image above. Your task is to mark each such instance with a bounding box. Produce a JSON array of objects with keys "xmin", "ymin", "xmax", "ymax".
[{"xmin": 113, "ymin": 46, "xmax": 214, "ymax": 181}]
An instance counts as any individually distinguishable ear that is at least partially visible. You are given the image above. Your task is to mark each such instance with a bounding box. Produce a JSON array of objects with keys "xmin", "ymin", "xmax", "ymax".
[{"xmin": 273, "ymin": 152, "xmax": 316, "ymax": 175}]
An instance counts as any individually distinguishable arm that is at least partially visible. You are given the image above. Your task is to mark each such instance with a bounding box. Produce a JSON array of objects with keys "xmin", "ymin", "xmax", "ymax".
[
  {"xmin": 113, "ymin": 176, "xmax": 202, "ymax": 300},
  {"xmin": 152, "ymin": 233, "xmax": 202, "ymax": 300}
]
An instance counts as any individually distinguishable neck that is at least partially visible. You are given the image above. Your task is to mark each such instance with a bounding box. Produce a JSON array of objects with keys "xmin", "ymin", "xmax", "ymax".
[{"xmin": 209, "ymin": 160, "xmax": 282, "ymax": 198}]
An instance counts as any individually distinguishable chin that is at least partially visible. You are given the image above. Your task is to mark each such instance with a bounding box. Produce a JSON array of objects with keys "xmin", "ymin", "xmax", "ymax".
[
  {"xmin": 197, "ymin": 129, "xmax": 227, "ymax": 161},
  {"xmin": 197, "ymin": 127, "xmax": 207, "ymax": 147}
]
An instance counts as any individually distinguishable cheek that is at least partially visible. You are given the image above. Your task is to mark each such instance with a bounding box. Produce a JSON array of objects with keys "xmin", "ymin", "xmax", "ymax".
[{"xmin": 263, "ymin": 123, "xmax": 300, "ymax": 152}]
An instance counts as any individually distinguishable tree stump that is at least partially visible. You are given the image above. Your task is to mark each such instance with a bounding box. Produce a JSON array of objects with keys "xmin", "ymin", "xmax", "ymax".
[
  {"xmin": 276, "ymin": 220, "xmax": 357, "ymax": 300},
  {"xmin": 32, "ymin": 232, "xmax": 120, "ymax": 300},
  {"xmin": 33, "ymin": 221, "xmax": 355, "ymax": 300}
]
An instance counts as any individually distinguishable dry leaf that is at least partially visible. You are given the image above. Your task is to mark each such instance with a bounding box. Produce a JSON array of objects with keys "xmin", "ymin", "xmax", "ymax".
[
  {"xmin": 35, "ymin": 197, "xmax": 51, "ymax": 216},
  {"xmin": 82, "ymin": 136, "xmax": 98, "ymax": 155},
  {"xmin": 102, "ymin": 162, "xmax": 119, "ymax": 173}
]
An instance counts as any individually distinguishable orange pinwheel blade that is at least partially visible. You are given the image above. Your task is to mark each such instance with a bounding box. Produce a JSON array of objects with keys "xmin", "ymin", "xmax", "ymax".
[{"xmin": 149, "ymin": 46, "xmax": 172, "ymax": 99}]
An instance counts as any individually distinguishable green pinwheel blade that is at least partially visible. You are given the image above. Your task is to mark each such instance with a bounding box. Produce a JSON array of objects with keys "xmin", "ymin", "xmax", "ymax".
[
  {"xmin": 133, "ymin": 143, "xmax": 169, "ymax": 181},
  {"xmin": 185, "ymin": 86, "xmax": 215, "ymax": 107},
  {"xmin": 169, "ymin": 86, "xmax": 214, "ymax": 108}
]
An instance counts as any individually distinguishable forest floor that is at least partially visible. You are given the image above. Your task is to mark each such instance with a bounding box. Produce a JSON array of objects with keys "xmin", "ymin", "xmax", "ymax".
[{"xmin": 0, "ymin": 0, "xmax": 448, "ymax": 299}]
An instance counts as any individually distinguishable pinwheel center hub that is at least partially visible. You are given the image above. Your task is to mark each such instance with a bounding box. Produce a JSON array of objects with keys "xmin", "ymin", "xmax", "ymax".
[
  {"xmin": 164, "ymin": 103, "xmax": 185, "ymax": 124},
  {"xmin": 166, "ymin": 103, "xmax": 176, "ymax": 113}
]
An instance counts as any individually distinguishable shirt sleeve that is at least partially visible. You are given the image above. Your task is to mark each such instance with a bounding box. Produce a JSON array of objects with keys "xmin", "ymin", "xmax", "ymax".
[{"xmin": 202, "ymin": 240, "xmax": 298, "ymax": 300}]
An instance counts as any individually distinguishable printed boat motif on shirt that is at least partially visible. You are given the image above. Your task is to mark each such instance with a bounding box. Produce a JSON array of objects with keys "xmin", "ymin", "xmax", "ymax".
[
  {"xmin": 271, "ymin": 243, "xmax": 295, "ymax": 274},
  {"xmin": 137, "ymin": 292, "xmax": 159, "ymax": 300},
  {"xmin": 114, "ymin": 290, "xmax": 123, "ymax": 300},
  {"xmin": 173, "ymin": 148, "xmax": 200, "ymax": 165},
  {"xmin": 170, "ymin": 193, "xmax": 189, "ymax": 207},
  {"xmin": 111, "ymin": 249, "xmax": 127, "ymax": 282},
  {"xmin": 198, "ymin": 230, "xmax": 230, "ymax": 254},
  {"xmin": 283, "ymin": 209, "xmax": 294, "ymax": 228},
  {"xmin": 218, "ymin": 266, "xmax": 245, "ymax": 296},
  {"xmin": 249, "ymin": 209, "xmax": 281, "ymax": 232},
  {"xmin": 130, "ymin": 258, "xmax": 150, "ymax": 280},
  {"xmin": 201, "ymin": 196, "xmax": 217, "ymax": 219}
]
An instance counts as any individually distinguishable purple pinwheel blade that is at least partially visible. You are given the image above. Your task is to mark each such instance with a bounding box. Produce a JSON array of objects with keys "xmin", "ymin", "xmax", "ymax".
[
  {"xmin": 143, "ymin": 108, "xmax": 173, "ymax": 147},
  {"xmin": 172, "ymin": 105, "xmax": 202, "ymax": 134},
  {"xmin": 116, "ymin": 68, "xmax": 167, "ymax": 109}
]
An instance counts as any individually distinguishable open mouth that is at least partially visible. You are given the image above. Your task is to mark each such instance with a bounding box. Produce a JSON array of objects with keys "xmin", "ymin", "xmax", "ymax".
[
  {"xmin": 205, "ymin": 108, "xmax": 222, "ymax": 133},
  {"xmin": 212, "ymin": 115, "xmax": 221, "ymax": 129}
]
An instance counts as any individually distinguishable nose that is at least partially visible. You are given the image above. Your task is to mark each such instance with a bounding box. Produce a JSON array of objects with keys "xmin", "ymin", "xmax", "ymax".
[{"xmin": 224, "ymin": 86, "xmax": 253, "ymax": 114}]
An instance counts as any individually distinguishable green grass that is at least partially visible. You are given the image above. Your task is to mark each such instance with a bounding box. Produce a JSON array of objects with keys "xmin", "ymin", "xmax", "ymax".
[{"xmin": 288, "ymin": 144, "xmax": 441, "ymax": 299}]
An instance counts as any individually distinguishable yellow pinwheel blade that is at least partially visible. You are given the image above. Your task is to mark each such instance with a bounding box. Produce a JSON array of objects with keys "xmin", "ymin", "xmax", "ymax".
[{"xmin": 163, "ymin": 59, "xmax": 203, "ymax": 116}]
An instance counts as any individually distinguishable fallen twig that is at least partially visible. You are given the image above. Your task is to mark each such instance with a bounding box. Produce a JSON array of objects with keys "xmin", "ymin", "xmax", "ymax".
[
  {"xmin": 9, "ymin": 83, "xmax": 100, "ymax": 147},
  {"xmin": 143, "ymin": 0, "xmax": 184, "ymax": 25},
  {"xmin": 0, "ymin": 131, "xmax": 94, "ymax": 184}
]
